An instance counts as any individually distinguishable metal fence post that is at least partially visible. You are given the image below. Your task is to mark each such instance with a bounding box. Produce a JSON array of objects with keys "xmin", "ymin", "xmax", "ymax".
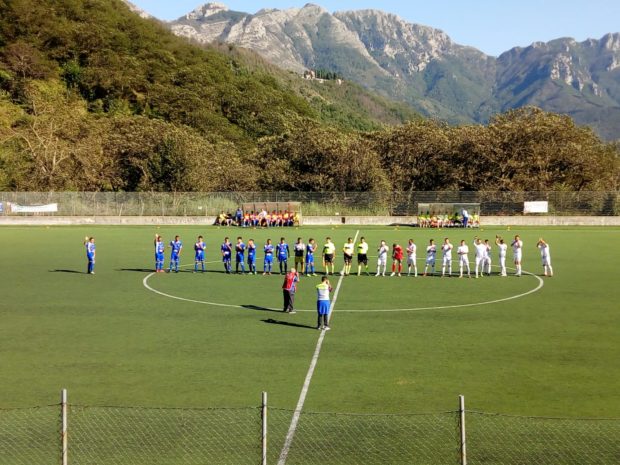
[
  {"xmin": 262, "ymin": 392, "xmax": 268, "ymax": 465},
  {"xmin": 459, "ymin": 395, "xmax": 466, "ymax": 465},
  {"xmin": 61, "ymin": 389, "xmax": 68, "ymax": 465}
]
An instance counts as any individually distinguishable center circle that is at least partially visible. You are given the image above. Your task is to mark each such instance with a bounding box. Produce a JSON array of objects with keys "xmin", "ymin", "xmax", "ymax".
[{"xmin": 143, "ymin": 264, "xmax": 544, "ymax": 313}]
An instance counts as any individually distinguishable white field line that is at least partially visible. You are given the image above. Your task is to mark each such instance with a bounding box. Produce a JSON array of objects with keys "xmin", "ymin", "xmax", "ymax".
[{"xmin": 276, "ymin": 230, "xmax": 360, "ymax": 465}]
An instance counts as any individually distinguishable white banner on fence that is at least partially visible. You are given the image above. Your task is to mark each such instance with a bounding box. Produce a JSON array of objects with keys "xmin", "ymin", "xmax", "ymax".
[
  {"xmin": 10, "ymin": 203, "xmax": 58, "ymax": 213},
  {"xmin": 524, "ymin": 201, "xmax": 549, "ymax": 214}
]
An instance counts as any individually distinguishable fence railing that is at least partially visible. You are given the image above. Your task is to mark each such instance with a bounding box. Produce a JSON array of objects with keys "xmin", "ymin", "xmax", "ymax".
[
  {"xmin": 1, "ymin": 392, "xmax": 619, "ymax": 465},
  {"xmin": 0, "ymin": 191, "xmax": 618, "ymax": 217}
]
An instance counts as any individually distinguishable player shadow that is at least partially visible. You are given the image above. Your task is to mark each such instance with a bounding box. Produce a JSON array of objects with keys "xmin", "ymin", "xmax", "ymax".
[
  {"xmin": 119, "ymin": 268, "xmax": 157, "ymax": 273},
  {"xmin": 50, "ymin": 269, "xmax": 86, "ymax": 274},
  {"xmin": 262, "ymin": 319, "xmax": 316, "ymax": 330},
  {"xmin": 242, "ymin": 305, "xmax": 282, "ymax": 313}
]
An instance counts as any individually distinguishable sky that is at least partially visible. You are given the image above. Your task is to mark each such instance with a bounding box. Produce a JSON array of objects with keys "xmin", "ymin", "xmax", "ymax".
[{"xmin": 130, "ymin": 0, "xmax": 620, "ymax": 56}]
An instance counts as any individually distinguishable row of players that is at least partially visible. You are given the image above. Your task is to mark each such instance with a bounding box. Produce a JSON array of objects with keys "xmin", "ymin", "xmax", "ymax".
[{"xmin": 142, "ymin": 234, "xmax": 553, "ymax": 278}]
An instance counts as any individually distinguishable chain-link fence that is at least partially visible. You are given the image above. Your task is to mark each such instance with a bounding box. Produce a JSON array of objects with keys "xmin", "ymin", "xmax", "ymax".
[
  {"xmin": 1, "ymin": 399, "xmax": 619, "ymax": 465},
  {"xmin": 0, "ymin": 191, "xmax": 618, "ymax": 217}
]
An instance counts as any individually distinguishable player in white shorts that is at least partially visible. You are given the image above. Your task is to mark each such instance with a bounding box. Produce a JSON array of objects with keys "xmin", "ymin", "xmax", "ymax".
[
  {"xmin": 483, "ymin": 239, "xmax": 492, "ymax": 276},
  {"xmin": 495, "ymin": 236, "xmax": 508, "ymax": 276},
  {"xmin": 424, "ymin": 239, "xmax": 437, "ymax": 276},
  {"xmin": 457, "ymin": 240, "xmax": 471, "ymax": 278},
  {"xmin": 441, "ymin": 238, "xmax": 453, "ymax": 277},
  {"xmin": 473, "ymin": 237, "xmax": 486, "ymax": 278},
  {"xmin": 406, "ymin": 239, "xmax": 417, "ymax": 277},
  {"xmin": 375, "ymin": 240, "xmax": 389, "ymax": 276},
  {"xmin": 537, "ymin": 238, "xmax": 553, "ymax": 277},
  {"xmin": 511, "ymin": 235, "xmax": 523, "ymax": 276}
]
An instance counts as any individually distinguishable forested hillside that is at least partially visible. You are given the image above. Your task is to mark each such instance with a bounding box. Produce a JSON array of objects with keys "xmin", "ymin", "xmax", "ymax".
[{"xmin": 0, "ymin": 0, "xmax": 618, "ymax": 192}]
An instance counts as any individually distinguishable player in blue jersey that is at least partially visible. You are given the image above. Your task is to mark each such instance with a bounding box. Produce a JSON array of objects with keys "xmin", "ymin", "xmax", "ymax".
[
  {"xmin": 168, "ymin": 235, "xmax": 183, "ymax": 273},
  {"xmin": 194, "ymin": 236, "xmax": 206, "ymax": 273},
  {"xmin": 263, "ymin": 239, "xmax": 274, "ymax": 275},
  {"xmin": 305, "ymin": 238, "xmax": 317, "ymax": 276},
  {"xmin": 276, "ymin": 237, "xmax": 290, "ymax": 274},
  {"xmin": 235, "ymin": 236, "xmax": 246, "ymax": 274},
  {"xmin": 154, "ymin": 234, "xmax": 165, "ymax": 273},
  {"xmin": 247, "ymin": 239, "xmax": 257, "ymax": 275},
  {"xmin": 84, "ymin": 236, "xmax": 96, "ymax": 274},
  {"xmin": 221, "ymin": 237, "xmax": 233, "ymax": 274}
]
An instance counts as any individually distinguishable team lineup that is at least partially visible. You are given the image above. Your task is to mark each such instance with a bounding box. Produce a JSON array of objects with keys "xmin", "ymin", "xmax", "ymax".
[{"xmin": 83, "ymin": 233, "xmax": 554, "ymax": 279}]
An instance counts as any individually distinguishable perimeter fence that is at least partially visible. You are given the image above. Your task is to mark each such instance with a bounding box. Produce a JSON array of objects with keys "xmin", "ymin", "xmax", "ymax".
[
  {"xmin": 0, "ymin": 191, "xmax": 618, "ymax": 217},
  {"xmin": 1, "ymin": 394, "xmax": 619, "ymax": 465}
]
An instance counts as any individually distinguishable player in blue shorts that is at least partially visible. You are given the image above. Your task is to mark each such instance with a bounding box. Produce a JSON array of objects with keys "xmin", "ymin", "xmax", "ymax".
[
  {"xmin": 235, "ymin": 236, "xmax": 246, "ymax": 274},
  {"xmin": 263, "ymin": 239, "xmax": 274, "ymax": 275},
  {"xmin": 168, "ymin": 235, "xmax": 183, "ymax": 273},
  {"xmin": 84, "ymin": 236, "xmax": 96, "ymax": 275},
  {"xmin": 154, "ymin": 234, "xmax": 165, "ymax": 273},
  {"xmin": 305, "ymin": 238, "xmax": 317, "ymax": 276},
  {"xmin": 276, "ymin": 237, "xmax": 290, "ymax": 274},
  {"xmin": 221, "ymin": 237, "xmax": 233, "ymax": 274},
  {"xmin": 247, "ymin": 239, "xmax": 257, "ymax": 275},
  {"xmin": 194, "ymin": 235, "xmax": 206, "ymax": 273}
]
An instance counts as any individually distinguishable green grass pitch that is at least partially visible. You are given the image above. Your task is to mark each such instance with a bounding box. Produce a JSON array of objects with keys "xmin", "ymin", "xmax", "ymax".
[{"xmin": 0, "ymin": 225, "xmax": 618, "ymax": 418}]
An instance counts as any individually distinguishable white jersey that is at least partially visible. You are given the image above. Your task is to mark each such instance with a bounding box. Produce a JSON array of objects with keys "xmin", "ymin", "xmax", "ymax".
[
  {"xmin": 426, "ymin": 245, "xmax": 437, "ymax": 260},
  {"xmin": 474, "ymin": 242, "xmax": 486, "ymax": 259},
  {"xmin": 538, "ymin": 243, "xmax": 551, "ymax": 265},
  {"xmin": 407, "ymin": 243, "xmax": 417, "ymax": 258},
  {"xmin": 442, "ymin": 243, "xmax": 453, "ymax": 259},
  {"xmin": 512, "ymin": 240, "xmax": 523, "ymax": 255},
  {"xmin": 378, "ymin": 245, "xmax": 389, "ymax": 261},
  {"xmin": 343, "ymin": 242, "xmax": 354, "ymax": 257},
  {"xmin": 498, "ymin": 243, "xmax": 508, "ymax": 258},
  {"xmin": 484, "ymin": 244, "xmax": 491, "ymax": 259},
  {"xmin": 458, "ymin": 245, "xmax": 469, "ymax": 256}
]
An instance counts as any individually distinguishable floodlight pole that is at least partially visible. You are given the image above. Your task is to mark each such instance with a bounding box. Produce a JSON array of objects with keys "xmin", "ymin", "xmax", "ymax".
[
  {"xmin": 262, "ymin": 391, "xmax": 268, "ymax": 465},
  {"xmin": 61, "ymin": 389, "xmax": 68, "ymax": 465},
  {"xmin": 459, "ymin": 395, "xmax": 467, "ymax": 465}
]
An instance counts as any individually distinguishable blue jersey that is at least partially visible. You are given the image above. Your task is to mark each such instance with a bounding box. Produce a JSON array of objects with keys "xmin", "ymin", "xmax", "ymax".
[
  {"xmin": 86, "ymin": 242, "xmax": 96, "ymax": 257},
  {"xmin": 170, "ymin": 240, "xmax": 182, "ymax": 256},
  {"xmin": 264, "ymin": 244, "xmax": 274, "ymax": 262},
  {"xmin": 248, "ymin": 244, "xmax": 256, "ymax": 261},
  {"xmin": 194, "ymin": 241, "xmax": 205, "ymax": 260},
  {"xmin": 235, "ymin": 242, "xmax": 246, "ymax": 260},
  {"xmin": 155, "ymin": 241, "xmax": 165, "ymax": 255},
  {"xmin": 306, "ymin": 243, "xmax": 315, "ymax": 263},
  {"xmin": 221, "ymin": 242, "xmax": 232, "ymax": 261},
  {"xmin": 276, "ymin": 243, "xmax": 289, "ymax": 260}
]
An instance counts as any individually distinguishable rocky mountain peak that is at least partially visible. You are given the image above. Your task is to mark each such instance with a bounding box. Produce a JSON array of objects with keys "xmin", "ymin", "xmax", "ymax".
[
  {"xmin": 122, "ymin": 0, "xmax": 152, "ymax": 19},
  {"xmin": 185, "ymin": 2, "xmax": 229, "ymax": 21}
]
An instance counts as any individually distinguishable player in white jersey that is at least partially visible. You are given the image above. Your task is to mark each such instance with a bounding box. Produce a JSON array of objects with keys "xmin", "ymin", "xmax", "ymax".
[
  {"xmin": 511, "ymin": 235, "xmax": 523, "ymax": 276},
  {"xmin": 536, "ymin": 238, "xmax": 553, "ymax": 277},
  {"xmin": 495, "ymin": 236, "xmax": 508, "ymax": 277},
  {"xmin": 441, "ymin": 238, "xmax": 453, "ymax": 277},
  {"xmin": 473, "ymin": 237, "xmax": 487, "ymax": 278},
  {"xmin": 375, "ymin": 240, "xmax": 389, "ymax": 276},
  {"xmin": 424, "ymin": 239, "xmax": 437, "ymax": 276},
  {"xmin": 457, "ymin": 240, "xmax": 471, "ymax": 278},
  {"xmin": 483, "ymin": 239, "xmax": 492, "ymax": 276},
  {"xmin": 406, "ymin": 239, "xmax": 418, "ymax": 277}
]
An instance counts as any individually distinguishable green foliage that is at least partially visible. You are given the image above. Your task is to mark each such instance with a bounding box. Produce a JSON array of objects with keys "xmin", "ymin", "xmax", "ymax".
[{"xmin": 0, "ymin": 0, "xmax": 617, "ymax": 193}]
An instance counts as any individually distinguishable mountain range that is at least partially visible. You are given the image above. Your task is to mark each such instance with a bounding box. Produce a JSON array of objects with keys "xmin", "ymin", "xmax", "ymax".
[{"xmin": 163, "ymin": 2, "xmax": 620, "ymax": 140}]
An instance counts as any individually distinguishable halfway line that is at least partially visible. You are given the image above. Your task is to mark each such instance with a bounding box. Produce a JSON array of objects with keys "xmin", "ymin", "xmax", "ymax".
[{"xmin": 276, "ymin": 230, "xmax": 360, "ymax": 465}]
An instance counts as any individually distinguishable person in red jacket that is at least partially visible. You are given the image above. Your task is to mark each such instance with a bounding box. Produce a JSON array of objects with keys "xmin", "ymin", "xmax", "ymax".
[
  {"xmin": 391, "ymin": 243, "xmax": 404, "ymax": 277},
  {"xmin": 282, "ymin": 268, "xmax": 299, "ymax": 314}
]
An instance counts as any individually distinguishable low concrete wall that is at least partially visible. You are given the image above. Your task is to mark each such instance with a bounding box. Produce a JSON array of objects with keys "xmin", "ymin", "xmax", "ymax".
[
  {"xmin": 482, "ymin": 216, "xmax": 620, "ymax": 226},
  {"xmin": 0, "ymin": 216, "xmax": 216, "ymax": 226},
  {"xmin": 0, "ymin": 215, "xmax": 618, "ymax": 227}
]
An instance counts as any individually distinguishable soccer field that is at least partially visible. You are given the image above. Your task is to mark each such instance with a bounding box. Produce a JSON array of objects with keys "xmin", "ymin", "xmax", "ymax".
[{"xmin": 0, "ymin": 224, "xmax": 619, "ymax": 420}]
